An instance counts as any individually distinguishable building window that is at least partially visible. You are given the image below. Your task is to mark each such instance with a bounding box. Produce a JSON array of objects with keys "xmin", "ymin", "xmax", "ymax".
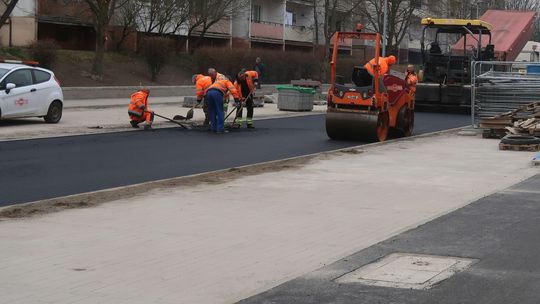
[
  {"xmin": 286, "ymin": 11, "xmax": 296, "ymax": 26},
  {"xmin": 252, "ymin": 4, "xmax": 261, "ymax": 23}
]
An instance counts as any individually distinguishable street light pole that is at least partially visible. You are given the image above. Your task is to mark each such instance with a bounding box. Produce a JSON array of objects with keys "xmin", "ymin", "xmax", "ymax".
[{"xmin": 382, "ymin": 0, "xmax": 388, "ymax": 56}]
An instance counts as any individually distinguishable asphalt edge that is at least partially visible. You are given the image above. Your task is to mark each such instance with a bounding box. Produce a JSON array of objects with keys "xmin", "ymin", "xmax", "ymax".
[
  {"xmin": 0, "ymin": 110, "xmax": 326, "ymax": 143},
  {"xmin": 0, "ymin": 126, "xmax": 466, "ymax": 219}
]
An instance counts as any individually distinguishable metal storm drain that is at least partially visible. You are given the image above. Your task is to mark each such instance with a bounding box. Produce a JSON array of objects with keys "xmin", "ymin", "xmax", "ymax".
[{"xmin": 335, "ymin": 253, "xmax": 477, "ymax": 290}]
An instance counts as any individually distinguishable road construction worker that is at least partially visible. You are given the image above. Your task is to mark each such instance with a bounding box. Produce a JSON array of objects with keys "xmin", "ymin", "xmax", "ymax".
[
  {"xmin": 205, "ymin": 77, "xmax": 240, "ymax": 133},
  {"xmin": 405, "ymin": 64, "xmax": 418, "ymax": 95},
  {"xmin": 233, "ymin": 69, "xmax": 258, "ymax": 128},
  {"xmin": 193, "ymin": 74, "xmax": 212, "ymax": 125},
  {"xmin": 364, "ymin": 55, "xmax": 397, "ymax": 77},
  {"xmin": 208, "ymin": 67, "xmax": 230, "ymax": 114},
  {"xmin": 128, "ymin": 88, "xmax": 153, "ymax": 130},
  {"xmin": 208, "ymin": 68, "xmax": 227, "ymax": 82}
]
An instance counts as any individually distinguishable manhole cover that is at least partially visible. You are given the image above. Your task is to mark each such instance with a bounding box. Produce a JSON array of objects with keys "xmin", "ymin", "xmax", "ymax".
[{"xmin": 335, "ymin": 253, "xmax": 477, "ymax": 290}]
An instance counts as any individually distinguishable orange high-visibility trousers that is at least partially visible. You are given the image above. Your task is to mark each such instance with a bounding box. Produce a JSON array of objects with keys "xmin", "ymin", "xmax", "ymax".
[{"xmin": 129, "ymin": 110, "xmax": 154, "ymax": 125}]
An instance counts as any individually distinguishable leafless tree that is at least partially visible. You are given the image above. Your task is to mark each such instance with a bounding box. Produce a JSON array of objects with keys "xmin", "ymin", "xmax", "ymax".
[
  {"xmin": 185, "ymin": 0, "xmax": 248, "ymax": 53},
  {"xmin": 114, "ymin": 0, "xmax": 142, "ymax": 50},
  {"xmin": 138, "ymin": 0, "xmax": 188, "ymax": 35},
  {"xmin": 0, "ymin": 0, "xmax": 19, "ymax": 32},
  {"xmin": 84, "ymin": 0, "xmax": 128, "ymax": 80},
  {"xmin": 356, "ymin": 0, "xmax": 415, "ymax": 56},
  {"xmin": 312, "ymin": 0, "xmax": 363, "ymax": 81}
]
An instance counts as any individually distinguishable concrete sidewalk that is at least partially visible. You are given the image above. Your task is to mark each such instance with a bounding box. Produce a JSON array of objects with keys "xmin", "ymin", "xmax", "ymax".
[
  {"xmin": 0, "ymin": 98, "xmax": 325, "ymax": 141},
  {"xmin": 0, "ymin": 132, "xmax": 537, "ymax": 304},
  {"xmin": 240, "ymin": 175, "xmax": 540, "ymax": 304}
]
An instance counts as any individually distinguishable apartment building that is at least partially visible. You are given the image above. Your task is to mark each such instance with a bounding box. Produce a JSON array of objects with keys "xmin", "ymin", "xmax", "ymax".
[
  {"xmin": 233, "ymin": 0, "xmax": 354, "ymax": 53},
  {"xmin": 0, "ymin": 0, "xmax": 37, "ymax": 47},
  {"xmin": 1, "ymin": 0, "xmax": 377, "ymax": 56}
]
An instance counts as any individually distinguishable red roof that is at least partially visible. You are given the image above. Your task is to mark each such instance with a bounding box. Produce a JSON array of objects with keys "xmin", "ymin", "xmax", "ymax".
[{"xmin": 452, "ymin": 10, "xmax": 537, "ymax": 61}]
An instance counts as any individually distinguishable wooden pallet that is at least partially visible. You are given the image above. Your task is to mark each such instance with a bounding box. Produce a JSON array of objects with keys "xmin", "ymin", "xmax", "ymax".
[
  {"xmin": 499, "ymin": 143, "xmax": 540, "ymax": 152},
  {"xmin": 483, "ymin": 129, "xmax": 506, "ymax": 139}
]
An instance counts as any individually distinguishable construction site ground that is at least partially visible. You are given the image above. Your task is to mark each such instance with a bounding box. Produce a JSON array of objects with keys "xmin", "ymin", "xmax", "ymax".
[
  {"xmin": 0, "ymin": 109, "xmax": 469, "ymax": 205},
  {"xmin": 1, "ymin": 127, "xmax": 538, "ymax": 303}
]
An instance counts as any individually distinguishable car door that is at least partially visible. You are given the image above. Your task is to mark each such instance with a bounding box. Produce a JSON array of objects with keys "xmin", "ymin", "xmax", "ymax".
[
  {"xmin": 0, "ymin": 69, "xmax": 36, "ymax": 118},
  {"xmin": 31, "ymin": 69, "xmax": 54, "ymax": 116}
]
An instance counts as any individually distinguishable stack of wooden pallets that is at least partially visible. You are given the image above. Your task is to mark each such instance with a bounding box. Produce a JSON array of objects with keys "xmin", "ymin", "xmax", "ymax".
[{"xmin": 480, "ymin": 102, "xmax": 540, "ymax": 138}]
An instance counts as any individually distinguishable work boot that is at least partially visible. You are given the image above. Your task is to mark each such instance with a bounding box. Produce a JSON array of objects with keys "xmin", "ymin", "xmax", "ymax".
[
  {"xmin": 247, "ymin": 124, "xmax": 255, "ymax": 129},
  {"xmin": 144, "ymin": 124, "xmax": 153, "ymax": 131},
  {"xmin": 130, "ymin": 120, "xmax": 139, "ymax": 128}
]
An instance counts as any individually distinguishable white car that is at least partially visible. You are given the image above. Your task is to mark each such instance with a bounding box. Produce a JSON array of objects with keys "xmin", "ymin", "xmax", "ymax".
[{"xmin": 0, "ymin": 61, "xmax": 63, "ymax": 123}]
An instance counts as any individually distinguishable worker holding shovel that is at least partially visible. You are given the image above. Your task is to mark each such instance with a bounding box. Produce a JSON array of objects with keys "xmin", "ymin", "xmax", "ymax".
[
  {"xmin": 206, "ymin": 77, "xmax": 240, "ymax": 134},
  {"xmin": 233, "ymin": 69, "xmax": 258, "ymax": 129},
  {"xmin": 128, "ymin": 87, "xmax": 154, "ymax": 130}
]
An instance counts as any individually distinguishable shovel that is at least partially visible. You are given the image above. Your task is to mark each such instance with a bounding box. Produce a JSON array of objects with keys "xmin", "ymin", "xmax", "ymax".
[
  {"xmin": 179, "ymin": 100, "xmax": 203, "ymax": 121},
  {"xmin": 225, "ymin": 90, "xmax": 254, "ymax": 122},
  {"xmin": 152, "ymin": 112, "xmax": 190, "ymax": 130}
]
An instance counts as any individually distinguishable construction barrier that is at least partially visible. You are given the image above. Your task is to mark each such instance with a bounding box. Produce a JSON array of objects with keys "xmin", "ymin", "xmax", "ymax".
[{"xmin": 471, "ymin": 61, "xmax": 540, "ymax": 127}]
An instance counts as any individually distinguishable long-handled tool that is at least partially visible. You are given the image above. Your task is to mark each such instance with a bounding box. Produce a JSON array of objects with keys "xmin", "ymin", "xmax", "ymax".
[
  {"xmin": 152, "ymin": 112, "xmax": 190, "ymax": 130},
  {"xmin": 174, "ymin": 99, "xmax": 204, "ymax": 121},
  {"xmin": 224, "ymin": 89, "xmax": 254, "ymax": 122}
]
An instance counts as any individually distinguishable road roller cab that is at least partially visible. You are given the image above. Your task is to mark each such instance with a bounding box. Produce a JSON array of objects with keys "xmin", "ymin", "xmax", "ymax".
[{"xmin": 326, "ymin": 28, "xmax": 415, "ymax": 142}]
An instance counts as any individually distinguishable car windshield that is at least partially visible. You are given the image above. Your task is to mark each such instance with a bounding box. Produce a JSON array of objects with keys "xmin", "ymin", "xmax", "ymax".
[{"xmin": 0, "ymin": 68, "xmax": 9, "ymax": 79}]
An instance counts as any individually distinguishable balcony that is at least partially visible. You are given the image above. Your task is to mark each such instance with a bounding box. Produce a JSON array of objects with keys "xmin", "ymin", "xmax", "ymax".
[
  {"xmin": 287, "ymin": 0, "xmax": 313, "ymax": 5},
  {"xmin": 284, "ymin": 25, "xmax": 313, "ymax": 43},
  {"xmin": 251, "ymin": 21, "xmax": 283, "ymax": 42}
]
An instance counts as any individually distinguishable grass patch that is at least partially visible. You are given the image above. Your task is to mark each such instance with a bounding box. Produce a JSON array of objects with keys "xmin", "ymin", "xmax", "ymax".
[{"xmin": 0, "ymin": 47, "xmax": 28, "ymax": 60}]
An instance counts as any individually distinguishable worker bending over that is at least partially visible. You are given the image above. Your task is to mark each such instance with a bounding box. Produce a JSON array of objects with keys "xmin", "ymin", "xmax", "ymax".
[
  {"xmin": 364, "ymin": 55, "xmax": 397, "ymax": 77},
  {"xmin": 193, "ymin": 74, "xmax": 212, "ymax": 125},
  {"xmin": 128, "ymin": 88, "xmax": 153, "ymax": 130},
  {"xmin": 405, "ymin": 64, "xmax": 418, "ymax": 95},
  {"xmin": 208, "ymin": 68, "xmax": 227, "ymax": 82},
  {"xmin": 208, "ymin": 67, "xmax": 230, "ymax": 114},
  {"xmin": 206, "ymin": 76, "xmax": 240, "ymax": 133},
  {"xmin": 233, "ymin": 69, "xmax": 258, "ymax": 128}
]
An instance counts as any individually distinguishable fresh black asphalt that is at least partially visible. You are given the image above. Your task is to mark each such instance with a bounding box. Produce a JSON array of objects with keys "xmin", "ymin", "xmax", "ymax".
[
  {"xmin": 238, "ymin": 174, "xmax": 540, "ymax": 304},
  {"xmin": 0, "ymin": 113, "xmax": 469, "ymax": 206}
]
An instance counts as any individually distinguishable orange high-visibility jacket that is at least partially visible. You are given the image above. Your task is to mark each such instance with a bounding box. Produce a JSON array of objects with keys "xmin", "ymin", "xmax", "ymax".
[
  {"xmin": 128, "ymin": 90, "xmax": 150, "ymax": 118},
  {"xmin": 194, "ymin": 74, "xmax": 212, "ymax": 100},
  {"xmin": 406, "ymin": 72, "xmax": 418, "ymax": 94},
  {"xmin": 214, "ymin": 72, "xmax": 228, "ymax": 82},
  {"xmin": 364, "ymin": 56, "xmax": 395, "ymax": 76},
  {"xmin": 246, "ymin": 70, "xmax": 259, "ymax": 82},
  {"xmin": 207, "ymin": 79, "xmax": 240, "ymax": 99},
  {"xmin": 234, "ymin": 72, "xmax": 256, "ymax": 99}
]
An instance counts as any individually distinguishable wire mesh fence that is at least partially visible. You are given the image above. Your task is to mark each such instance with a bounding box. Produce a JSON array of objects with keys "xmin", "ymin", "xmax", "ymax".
[{"xmin": 471, "ymin": 61, "xmax": 540, "ymax": 127}]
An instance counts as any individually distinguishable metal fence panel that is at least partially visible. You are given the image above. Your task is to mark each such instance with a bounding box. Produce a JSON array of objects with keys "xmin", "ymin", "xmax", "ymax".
[{"xmin": 471, "ymin": 61, "xmax": 540, "ymax": 127}]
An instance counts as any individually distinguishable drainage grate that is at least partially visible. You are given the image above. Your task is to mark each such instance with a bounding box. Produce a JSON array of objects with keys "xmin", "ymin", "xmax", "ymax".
[{"xmin": 335, "ymin": 253, "xmax": 477, "ymax": 290}]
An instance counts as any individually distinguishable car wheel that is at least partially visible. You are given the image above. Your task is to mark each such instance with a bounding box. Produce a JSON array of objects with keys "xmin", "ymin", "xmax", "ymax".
[{"xmin": 44, "ymin": 100, "xmax": 62, "ymax": 123}]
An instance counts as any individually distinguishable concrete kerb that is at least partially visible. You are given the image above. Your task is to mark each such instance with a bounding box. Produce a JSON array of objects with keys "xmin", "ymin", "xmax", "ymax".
[{"xmin": 0, "ymin": 126, "xmax": 467, "ymax": 219}]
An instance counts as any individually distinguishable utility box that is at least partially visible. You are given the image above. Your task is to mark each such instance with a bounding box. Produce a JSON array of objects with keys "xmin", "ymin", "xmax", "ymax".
[{"xmin": 276, "ymin": 85, "xmax": 315, "ymax": 111}]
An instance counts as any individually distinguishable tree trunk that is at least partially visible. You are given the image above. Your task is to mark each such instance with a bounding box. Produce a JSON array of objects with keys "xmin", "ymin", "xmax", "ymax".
[{"xmin": 92, "ymin": 27, "xmax": 106, "ymax": 80}]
